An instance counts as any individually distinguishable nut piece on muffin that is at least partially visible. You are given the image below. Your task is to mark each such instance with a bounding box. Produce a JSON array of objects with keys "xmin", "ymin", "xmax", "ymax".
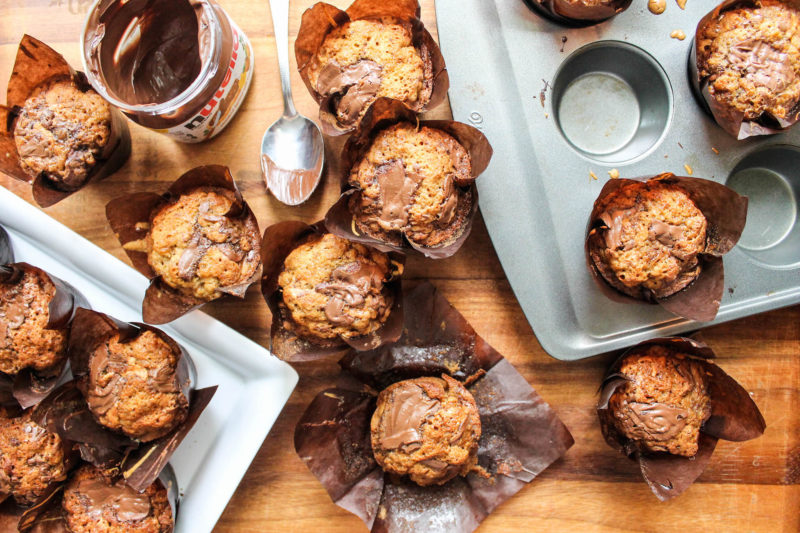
[
  {"xmin": 62, "ymin": 465, "xmax": 173, "ymax": 533},
  {"xmin": 349, "ymin": 122, "xmax": 473, "ymax": 249},
  {"xmin": 146, "ymin": 188, "xmax": 260, "ymax": 303},
  {"xmin": 606, "ymin": 346, "xmax": 711, "ymax": 457},
  {"xmin": 370, "ymin": 375, "xmax": 481, "ymax": 486},
  {"xmin": 696, "ymin": 0, "xmax": 800, "ymax": 137},
  {"xmin": 0, "ymin": 264, "xmax": 68, "ymax": 376},
  {"xmin": 86, "ymin": 329, "xmax": 190, "ymax": 442},
  {"xmin": 590, "ymin": 180, "xmax": 708, "ymax": 300},
  {"xmin": 278, "ymin": 233, "xmax": 395, "ymax": 342},
  {"xmin": 13, "ymin": 78, "xmax": 113, "ymax": 191},
  {"xmin": 0, "ymin": 411, "xmax": 68, "ymax": 506}
]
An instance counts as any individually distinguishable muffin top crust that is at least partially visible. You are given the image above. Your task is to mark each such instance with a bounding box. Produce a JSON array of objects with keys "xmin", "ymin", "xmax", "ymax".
[{"xmin": 13, "ymin": 79, "xmax": 112, "ymax": 190}]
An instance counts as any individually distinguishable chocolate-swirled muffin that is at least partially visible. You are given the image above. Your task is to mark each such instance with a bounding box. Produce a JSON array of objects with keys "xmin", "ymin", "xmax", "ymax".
[
  {"xmin": 278, "ymin": 233, "xmax": 395, "ymax": 341},
  {"xmin": 606, "ymin": 346, "xmax": 711, "ymax": 456},
  {"xmin": 62, "ymin": 465, "xmax": 173, "ymax": 533},
  {"xmin": 371, "ymin": 375, "xmax": 481, "ymax": 486},
  {"xmin": 0, "ymin": 411, "xmax": 68, "ymax": 506},
  {"xmin": 86, "ymin": 330, "xmax": 189, "ymax": 442},
  {"xmin": 145, "ymin": 189, "xmax": 260, "ymax": 302}
]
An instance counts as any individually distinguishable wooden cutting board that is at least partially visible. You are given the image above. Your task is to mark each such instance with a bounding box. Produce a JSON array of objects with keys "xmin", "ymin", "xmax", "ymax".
[{"xmin": 0, "ymin": 1, "xmax": 797, "ymax": 532}]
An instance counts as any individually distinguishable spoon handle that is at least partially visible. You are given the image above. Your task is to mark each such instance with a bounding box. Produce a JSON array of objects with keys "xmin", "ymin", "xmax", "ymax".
[{"xmin": 269, "ymin": 0, "xmax": 297, "ymax": 118}]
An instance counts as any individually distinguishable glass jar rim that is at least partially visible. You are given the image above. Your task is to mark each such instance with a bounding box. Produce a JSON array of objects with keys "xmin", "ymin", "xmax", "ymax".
[{"xmin": 80, "ymin": 0, "xmax": 223, "ymax": 116}]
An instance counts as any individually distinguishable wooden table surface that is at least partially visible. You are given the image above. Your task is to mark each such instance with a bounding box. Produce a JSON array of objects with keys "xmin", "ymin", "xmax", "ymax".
[{"xmin": 1, "ymin": 1, "xmax": 798, "ymax": 531}]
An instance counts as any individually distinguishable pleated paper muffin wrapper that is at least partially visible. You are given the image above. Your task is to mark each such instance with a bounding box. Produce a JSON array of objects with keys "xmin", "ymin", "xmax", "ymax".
[
  {"xmin": 597, "ymin": 336, "xmax": 765, "ymax": 501},
  {"xmin": 691, "ymin": 0, "xmax": 800, "ymax": 139},
  {"xmin": 0, "ymin": 259, "xmax": 89, "ymax": 409},
  {"xmin": 0, "ymin": 226, "xmax": 13, "ymax": 265},
  {"xmin": 261, "ymin": 220, "xmax": 404, "ymax": 362},
  {"xmin": 295, "ymin": 0, "xmax": 449, "ymax": 136},
  {"xmin": 295, "ymin": 281, "xmax": 574, "ymax": 533},
  {"xmin": 17, "ymin": 463, "xmax": 180, "ymax": 532},
  {"xmin": 585, "ymin": 173, "xmax": 748, "ymax": 322},
  {"xmin": 0, "ymin": 35, "xmax": 131, "ymax": 208},
  {"xmin": 106, "ymin": 165, "xmax": 261, "ymax": 324},
  {"xmin": 522, "ymin": 0, "xmax": 632, "ymax": 25},
  {"xmin": 325, "ymin": 98, "xmax": 493, "ymax": 259}
]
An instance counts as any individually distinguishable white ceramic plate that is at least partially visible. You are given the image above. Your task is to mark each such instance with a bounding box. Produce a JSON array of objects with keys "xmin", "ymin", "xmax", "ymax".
[{"xmin": 0, "ymin": 186, "xmax": 298, "ymax": 532}]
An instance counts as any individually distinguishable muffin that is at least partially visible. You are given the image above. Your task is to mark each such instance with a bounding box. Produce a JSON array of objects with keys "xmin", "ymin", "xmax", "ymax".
[
  {"xmin": 85, "ymin": 329, "xmax": 190, "ymax": 442},
  {"xmin": 306, "ymin": 18, "xmax": 429, "ymax": 128},
  {"xmin": 62, "ymin": 465, "xmax": 173, "ymax": 533},
  {"xmin": 696, "ymin": 0, "xmax": 800, "ymax": 136},
  {"xmin": 145, "ymin": 188, "xmax": 260, "ymax": 302},
  {"xmin": 0, "ymin": 264, "xmax": 68, "ymax": 375},
  {"xmin": 349, "ymin": 122, "xmax": 473, "ymax": 249},
  {"xmin": 524, "ymin": 0, "xmax": 633, "ymax": 24},
  {"xmin": 0, "ymin": 411, "xmax": 68, "ymax": 506},
  {"xmin": 589, "ymin": 180, "xmax": 708, "ymax": 300},
  {"xmin": 606, "ymin": 346, "xmax": 711, "ymax": 457},
  {"xmin": 13, "ymin": 78, "xmax": 113, "ymax": 191},
  {"xmin": 278, "ymin": 233, "xmax": 394, "ymax": 342},
  {"xmin": 370, "ymin": 375, "xmax": 481, "ymax": 486}
]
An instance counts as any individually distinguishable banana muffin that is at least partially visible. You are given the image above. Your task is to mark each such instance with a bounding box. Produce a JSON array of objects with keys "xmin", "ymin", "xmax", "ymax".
[
  {"xmin": 307, "ymin": 19, "xmax": 429, "ymax": 126},
  {"xmin": 606, "ymin": 346, "xmax": 711, "ymax": 456},
  {"xmin": 0, "ymin": 411, "xmax": 68, "ymax": 506},
  {"xmin": 62, "ymin": 465, "xmax": 173, "ymax": 533},
  {"xmin": 697, "ymin": 0, "xmax": 800, "ymax": 125},
  {"xmin": 278, "ymin": 233, "xmax": 395, "ymax": 342},
  {"xmin": 13, "ymin": 79, "xmax": 113, "ymax": 191},
  {"xmin": 349, "ymin": 122, "xmax": 472, "ymax": 248},
  {"xmin": 590, "ymin": 180, "xmax": 708, "ymax": 299},
  {"xmin": 371, "ymin": 375, "xmax": 481, "ymax": 486},
  {"xmin": 0, "ymin": 265, "xmax": 68, "ymax": 375},
  {"xmin": 85, "ymin": 329, "xmax": 189, "ymax": 442},
  {"xmin": 146, "ymin": 188, "xmax": 260, "ymax": 302}
]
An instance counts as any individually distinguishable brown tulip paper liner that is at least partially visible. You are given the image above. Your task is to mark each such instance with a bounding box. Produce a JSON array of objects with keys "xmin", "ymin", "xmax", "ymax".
[
  {"xmin": 585, "ymin": 173, "xmax": 748, "ymax": 322},
  {"xmin": 0, "ymin": 35, "xmax": 131, "ymax": 208},
  {"xmin": 522, "ymin": 0, "xmax": 632, "ymax": 25},
  {"xmin": 0, "ymin": 263, "xmax": 89, "ymax": 409},
  {"xmin": 295, "ymin": 282, "xmax": 574, "ymax": 532},
  {"xmin": 597, "ymin": 336, "xmax": 766, "ymax": 501},
  {"xmin": 324, "ymin": 98, "xmax": 493, "ymax": 259},
  {"xmin": 106, "ymin": 165, "xmax": 261, "ymax": 324},
  {"xmin": 295, "ymin": 0, "xmax": 449, "ymax": 136},
  {"xmin": 261, "ymin": 220, "xmax": 404, "ymax": 362},
  {"xmin": 692, "ymin": 0, "xmax": 800, "ymax": 139},
  {"xmin": 17, "ymin": 463, "xmax": 179, "ymax": 532}
]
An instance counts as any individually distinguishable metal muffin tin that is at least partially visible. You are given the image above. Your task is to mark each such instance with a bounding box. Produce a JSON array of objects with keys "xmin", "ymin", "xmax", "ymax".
[{"xmin": 436, "ymin": 0, "xmax": 800, "ymax": 360}]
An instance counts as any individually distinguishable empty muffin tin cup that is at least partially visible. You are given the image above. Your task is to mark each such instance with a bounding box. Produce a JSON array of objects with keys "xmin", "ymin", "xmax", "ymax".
[
  {"xmin": 552, "ymin": 41, "xmax": 673, "ymax": 164},
  {"xmin": 725, "ymin": 145, "xmax": 800, "ymax": 269}
]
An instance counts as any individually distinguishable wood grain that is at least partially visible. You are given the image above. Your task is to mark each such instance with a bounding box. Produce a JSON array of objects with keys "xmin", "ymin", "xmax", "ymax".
[{"xmin": 0, "ymin": 1, "xmax": 797, "ymax": 532}]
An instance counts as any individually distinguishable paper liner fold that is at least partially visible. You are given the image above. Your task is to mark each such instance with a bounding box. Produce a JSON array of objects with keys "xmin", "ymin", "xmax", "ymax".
[
  {"xmin": 296, "ymin": 282, "xmax": 573, "ymax": 532},
  {"xmin": 260, "ymin": 220, "xmax": 404, "ymax": 362},
  {"xmin": 692, "ymin": 0, "xmax": 800, "ymax": 139},
  {"xmin": 585, "ymin": 173, "xmax": 748, "ymax": 322},
  {"xmin": 0, "ymin": 227, "xmax": 13, "ymax": 265},
  {"xmin": 0, "ymin": 35, "xmax": 131, "ymax": 207},
  {"xmin": 106, "ymin": 165, "xmax": 261, "ymax": 324},
  {"xmin": 295, "ymin": 0, "xmax": 448, "ymax": 135},
  {"xmin": 597, "ymin": 336, "xmax": 765, "ymax": 501},
  {"xmin": 325, "ymin": 98, "xmax": 492, "ymax": 259},
  {"xmin": 522, "ymin": 0, "xmax": 632, "ymax": 25}
]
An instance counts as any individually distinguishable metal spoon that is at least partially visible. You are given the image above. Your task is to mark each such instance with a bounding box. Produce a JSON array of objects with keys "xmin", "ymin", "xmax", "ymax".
[{"xmin": 260, "ymin": 0, "xmax": 325, "ymax": 206}]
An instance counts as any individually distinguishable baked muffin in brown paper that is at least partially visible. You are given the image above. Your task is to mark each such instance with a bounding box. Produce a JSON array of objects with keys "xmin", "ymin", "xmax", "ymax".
[
  {"xmin": 106, "ymin": 165, "xmax": 261, "ymax": 324},
  {"xmin": 261, "ymin": 221, "xmax": 404, "ymax": 362},
  {"xmin": 598, "ymin": 336, "xmax": 766, "ymax": 500},
  {"xmin": 325, "ymin": 98, "xmax": 492, "ymax": 259},
  {"xmin": 585, "ymin": 173, "xmax": 748, "ymax": 322},
  {"xmin": 693, "ymin": 0, "xmax": 800, "ymax": 139},
  {"xmin": 523, "ymin": 0, "xmax": 632, "ymax": 25},
  {"xmin": 0, "ymin": 35, "xmax": 131, "ymax": 208},
  {"xmin": 295, "ymin": 0, "xmax": 448, "ymax": 135},
  {"xmin": 295, "ymin": 282, "xmax": 574, "ymax": 533}
]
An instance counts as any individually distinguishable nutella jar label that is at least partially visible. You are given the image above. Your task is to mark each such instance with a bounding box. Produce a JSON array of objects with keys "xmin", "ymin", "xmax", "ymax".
[{"xmin": 157, "ymin": 15, "xmax": 253, "ymax": 143}]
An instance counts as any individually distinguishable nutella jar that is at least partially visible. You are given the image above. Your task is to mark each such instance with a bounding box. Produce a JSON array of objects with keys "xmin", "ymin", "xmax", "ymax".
[{"xmin": 81, "ymin": 0, "xmax": 253, "ymax": 143}]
